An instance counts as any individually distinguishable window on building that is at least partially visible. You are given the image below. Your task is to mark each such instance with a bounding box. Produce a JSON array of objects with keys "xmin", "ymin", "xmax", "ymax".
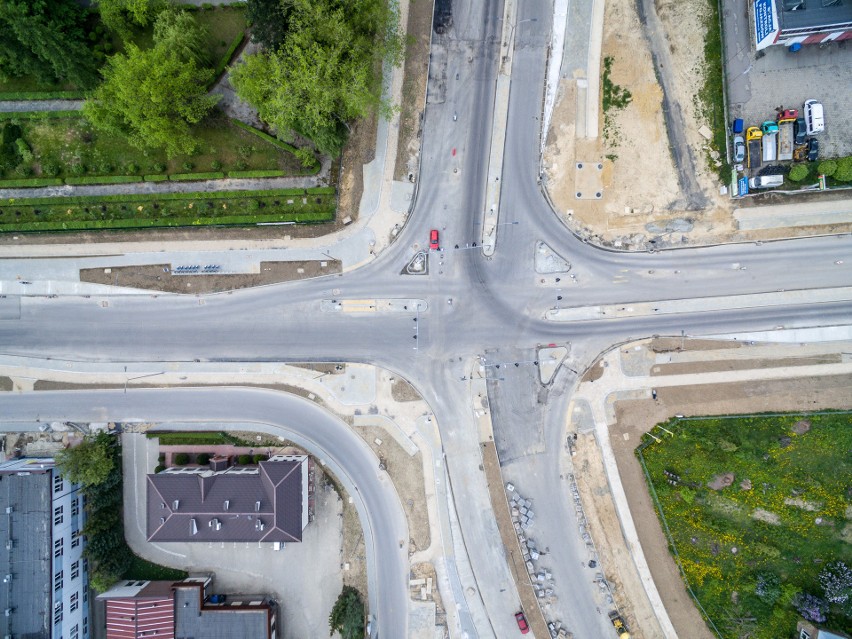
[
  {"xmin": 70, "ymin": 624, "xmax": 79, "ymax": 639},
  {"xmin": 54, "ymin": 474, "xmax": 63, "ymax": 493},
  {"xmin": 70, "ymin": 592, "xmax": 79, "ymax": 613},
  {"xmin": 83, "ymin": 588, "xmax": 88, "ymax": 603},
  {"xmin": 54, "ymin": 570, "xmax": 63, "ymax": 592},
  {"xmin": 71, "ymin": 529, "xmax": 81, "ymax": 549},
  {"xmin": 54, "ymin": 504, "xmax": 64, "ymax": 526},
  {"xmin": 54, "ymin": 537, "xmax": 63, "ymax": 558},
  {"xmin": 54, "ymin": 601, "xmax": 63, "ymax": 625},
  {"xmin": 71, "ymin": 560, "xmax": 80, "ymax": 580},
  {"xmin": 71, "ymin": 498, "xmax": 79, "ymax": 517}
]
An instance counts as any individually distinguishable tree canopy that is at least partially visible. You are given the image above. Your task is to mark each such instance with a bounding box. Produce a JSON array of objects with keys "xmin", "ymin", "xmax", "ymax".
[
  {"xmin": 55, "ymin": 432, "xmax": 116, "ymax": 488},
  {"xmin": 95, "ymin": 0, "xmax": 165, "ymax": 36},
  {"xmin": 83, "ymin": 9, "xmax": 219, "ymax": 158},
  {"xmin": 232, "ymin": 0, "xmax": 403, "ymax": 157},
  {"xmin": 328, "ymin": 585, "xmax": 365, "ymax": 639},
  {"xmin": 0, "ymin": 0, "xmax": 99, "ymax": 87},
  {"xmin": 245, "ymin": 0, "xmax": 295, "ymax": 51}
]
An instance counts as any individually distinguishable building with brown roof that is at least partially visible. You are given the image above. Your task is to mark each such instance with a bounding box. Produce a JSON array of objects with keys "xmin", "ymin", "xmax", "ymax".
[
  {"xmin": 98, "ymin": 577, "xmax": 278, "ymax": 639},
  {"xmin": 146, "ymin": 455, "xmax": 310, "ymax": 544}
]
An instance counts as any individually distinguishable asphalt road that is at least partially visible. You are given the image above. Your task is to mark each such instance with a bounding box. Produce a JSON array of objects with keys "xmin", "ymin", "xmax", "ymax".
[{"xmin": 1, "ymin": 0, "xmax": 852, "ymax": 636}]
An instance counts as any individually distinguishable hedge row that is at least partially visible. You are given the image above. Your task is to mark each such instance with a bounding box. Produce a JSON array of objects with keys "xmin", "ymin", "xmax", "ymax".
[
  {"xmin": 0, "ymin": 210, "xmax": 334, "ymax": 233},
  {"xmin": 231, "ymin": 119, "xmax": 299, "ymax": 154},
  {"xmin": 143, "ymin": 174, "xmax": 169, "ymax": 182},
  {"xmin": 0, "ymin": 177, "xmax": 64, "ymax": 188},
  {"xmin": 0, "ymin": 91, "xmax": 84, "ymax": 101},
  {"xmin": 4, "ymin": 187, "xmax": 331, "ymax": 207},
  {"xmin": 65, "ymin": 175, "xmax": 142, "ymax": 185},
  {"xmin": 0, "ymin": 110, "xmax": 79, "ymax": 120},
  {"xmin": 227, "ymin": 169, "xmax": 286, "ymax": 178},
  {"xmin": 213, "ymin": 32, "xmax": 246, "ymax": 80},
  {"xmin": 169, "ymin": 172, "xmax": 226, "ymax": 181}
]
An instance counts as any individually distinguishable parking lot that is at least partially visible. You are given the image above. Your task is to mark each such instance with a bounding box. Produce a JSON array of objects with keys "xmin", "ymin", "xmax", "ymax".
[{"xmin": 722, "ymin": 0, "xmax": 852, "ymax": 159}]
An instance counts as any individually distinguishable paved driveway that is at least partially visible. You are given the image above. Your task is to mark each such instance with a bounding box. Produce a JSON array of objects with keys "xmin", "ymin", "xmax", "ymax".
[
  {"xmin": 123, "ymin": 432, "xmax": 343, "ymax": 639},
  {"xmin": 723, "ymin": 0, "xmax": 852, "ymax": 158}
]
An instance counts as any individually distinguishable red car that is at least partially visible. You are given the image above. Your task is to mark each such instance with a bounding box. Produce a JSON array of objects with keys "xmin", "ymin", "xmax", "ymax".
[
  {"xmin": 777, "ymin": 108, "xmax": 798, "ymax": 123},
  {"xmin": 429, "ymin": 229, "xmax": 440, "ymax": 250},
  {"xmin": 515, "ymin": 612, "xmax": 530, "ymax": 634}
]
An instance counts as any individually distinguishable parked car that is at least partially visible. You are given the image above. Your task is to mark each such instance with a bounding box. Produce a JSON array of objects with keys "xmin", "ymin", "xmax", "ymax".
[
  {"xmin": 515, "ymin": 612, "xmax": 530, "ymax": 634},
  {"xmin": 731, "ymin": 118, "xmax": 744, "ymax": 134},
  {"xmin": 761, "ymin": 120, "xmax": 779, "ymax": 135},
  {"xmin": 794, "ymin": 116, "xmax": 807, "ymax": 145},
  {"xmin": 804, "ymin": 99, "xmax": 824, "ymax": 134},
  {"xmin": 807, "ymin": 137, "xmax": 819, "ymax": 162},
  {"xmin": 429, "ymin": 229, "xmax": 440, "ymax": 250},
  {"xmin": 749, "ymin": 174, "xmax": 784, "ymax": 189},
  {"xmin": 733, "ymin": 135, "xmax": 745, "ymax": 163},
  {"xmin": 776, "ymin": 108, "xmax": 798, "ymax": 122}
]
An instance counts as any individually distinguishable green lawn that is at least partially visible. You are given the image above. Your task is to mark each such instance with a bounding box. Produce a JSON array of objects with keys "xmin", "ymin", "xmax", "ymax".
[
  {"xmin": 148, "ymin": 431, "xmax": 249, "ymax": 446},
  {"xmin": 638, "ymin": 412, "xmax": 852, "ymax": 638},
  {"xmin": 0, "ymin": 188, "xmax": 335, "ymax": 232},
  {"xmin": 4, "ymin": 112, "xmax": 306, "ymax": 180},
  {"xmin": 125, "ymin": 554, "xmax": 188, "ymax": 582}
]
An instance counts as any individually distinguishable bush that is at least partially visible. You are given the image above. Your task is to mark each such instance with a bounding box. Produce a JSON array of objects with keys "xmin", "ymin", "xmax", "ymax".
[
  {"xmin": 788, "ymin": 163, "xmax": 809, "ymax": 182},
  {"xmin": 152, "ymin": 162, "xmax": 167, "ymax": 173},
  {"xmin": 169, "ymin": 172, "xmax": 226, "ymax": 181},
  {"xmin": 0, "ymin": 177, "xmax": 63, "ymax": 188},
  {"xmin": 14, "ymin": 164, "xmax": 32, "ymax": 177},
  {"xmin": 253, "ymin": 454, "xmax": 267, "ymax": 464},
  {"xmin": 328, "ymin": 586, "xmax": 365, "ymax": 639},
  {"xmin": 174, "ymin": 453, "xmax": 190, "ymax": 466},
  {"xmin": 182, "ymin": 161, "xmax": 194, "ymax": 171},
  {"xmin": 40, "ymin": 160, "xmax": 60, "ymax": 177},
  {"xmin": 836, "ymin": 157, "xmax": 852, "ymax": 182},
  {"xmin": 125, "ymin": 162, "xmax": 139, "ymax": 174},
  {"xmin": 816, "ymin": 160, "xmax": 837, "ymax": 177},
  {"xmin": 210, "ymin": 160, "xmax": 222, "ymax": 170},
  {"xmin": 15, "ymin": 139, "xmax": 33, "ymax": 164},
  {"xmin": 154, "ymin": 464, "xmax": 166, "ymax": 473},
  {"xmin": 65, "ymin": 176, "xmax": 142, "ymax": 185},
  {"xmin": 227, "ymin": 169, "xmax": 285, "ymax": 178},
  {"xmin": 69, "ymin": 162, "xmax": 86, "ymax": 176},
  {"xmin": 212, "ymin": 33, "xmax": 246, "ymax": 80},
  {"xmin": 143, "ymin": 174, "xmax": 169, "ymax": 182},
  {"xmin": 196, "ymin": 453, "xmax": 211, "ymax": 466},
  {"xmin": 237, "ymin": 454, "xmax": 252, "ymax": 465},
  {"xmin": 234, "ymin": 160, "xmax": 248, "ymax": 171}
]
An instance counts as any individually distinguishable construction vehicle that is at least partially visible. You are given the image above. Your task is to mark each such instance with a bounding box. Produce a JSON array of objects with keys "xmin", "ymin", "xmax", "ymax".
[
  {"xmin": 746, "ymin": 127, "xmax": 762, "ymax": 170},
  {"xmin": 777, "ymin": 119, "xmax": 794, "ymax": 161},
  {"xmin": 609, "ymin": 611, "xmax": 630, "ymax": 639}
]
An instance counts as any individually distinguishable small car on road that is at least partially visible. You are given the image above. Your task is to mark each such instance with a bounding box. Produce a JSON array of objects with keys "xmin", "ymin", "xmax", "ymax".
[
  {"xmin": 429, "ymin": 229, "xmax": 440, "ymax": 250},
  {"xmin": 794, "ymin": 116, "xmax": 807, "ymax": 145},
  {"xmin": 515, "ymin": 612, "xmax": 530, "ymax": 634},
  {"xmin": 807, "ymin": 137, "xmax": 819, "ymax": 162},
  {"xmin": 733, "ymin": 135, "xmax": 745, "ymax": 163}
]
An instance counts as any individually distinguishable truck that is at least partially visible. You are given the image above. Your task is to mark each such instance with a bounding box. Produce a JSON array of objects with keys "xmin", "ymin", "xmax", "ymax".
[
  {"xmin": 777, "ymin": 120, "xmax": 794, "ymax": 161},
  {"xmin": 609, "ymin": 611, "xmax": 630, "ymax": 639},
  {"xmin": 761, "ymin": 121, "xmax": 778, "ymax": 163},
  {"xmin": 746, "ymin": 127, "xmax": 762, "ymax": 170}
]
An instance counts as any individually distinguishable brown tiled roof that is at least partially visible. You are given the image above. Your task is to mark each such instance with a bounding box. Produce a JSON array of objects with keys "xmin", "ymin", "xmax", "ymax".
[{"xmin": 147, "ymin": 460, "xmax": 303, "ymax": 543}]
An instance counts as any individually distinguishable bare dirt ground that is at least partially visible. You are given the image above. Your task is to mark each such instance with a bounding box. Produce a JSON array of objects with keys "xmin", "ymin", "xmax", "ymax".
[
  {"xmin": 410, "ymin": 561, "xmax": 446, "ymax": 621},
  {"xmin": 390, "ymin": 377, "xmax": 422, "ymax": 402},
  {"xmin": 353, "ymin": 425, "xmax": 431, "ymax": 552},
  {"xmin": 394, "ymin": 0, "xmax": 433, "ymax": 183},
  {"xmin": 575, "ymin": 346, "xmax": 852, "ymax": 639},
  {"xmin": 79, "ymin": 260, "xmax": 342, "ymax": 294},
  {"xmin": 543, "ymin": 0, "xmax": 850, "ymax": 249}
]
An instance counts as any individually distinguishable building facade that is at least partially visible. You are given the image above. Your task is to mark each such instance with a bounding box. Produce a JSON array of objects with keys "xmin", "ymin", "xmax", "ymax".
[
  {"xmin": 752, "ymin": 0, "xmax": 852, "ymax": 49},
  {"xmin": 0, "ymin": 458, "xmax": 90, "ymax": 639}
]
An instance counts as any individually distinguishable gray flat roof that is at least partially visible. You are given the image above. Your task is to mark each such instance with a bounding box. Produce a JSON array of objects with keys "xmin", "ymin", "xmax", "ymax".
[
  {"xmin": 0, "ymin": 471, "xmax": 51, "ymax": 638},
  {"xmin": 779, "ymin": 0, "xmax": 852, "ymax": 30},
  {"xmin": 174, "ymin": 585, "xmax": 273, "ymax": 639}
]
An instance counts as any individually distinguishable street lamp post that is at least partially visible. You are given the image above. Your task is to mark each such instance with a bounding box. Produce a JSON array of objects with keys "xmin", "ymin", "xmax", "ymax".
[{"xmin": 124, "ymin": 371, "xmax": 165, "ymax": 394}]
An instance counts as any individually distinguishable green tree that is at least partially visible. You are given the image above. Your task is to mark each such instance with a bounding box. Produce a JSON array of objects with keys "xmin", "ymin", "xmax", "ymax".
[
  {"xmin": 84, "ymin": 10, "xmax": 219, "ymax": 158},
  {"xmin": 153, "ymin": 8, "xmax": 209, "ymax": 65},
  {"xmin": 55, "ymin": 432, "xmax": 116, "ymax": 487},
  {"xmin": 835, "ymin": 157, "xmax": 852, "ymax": 182},
  {"xmin": 0, "ymin": 0, "xmax": 98, "ymax": 87},
  {"xmin": 231, "ymin": 0, "xmax": 403, "ymax": 157},
  {"xmin": 96, "ymin": 0, "xmax": 165, "ymax": 37},
  {"xmin": 816, "ymin": 159, "xmax": 837, "ymax": 177},
  {"xmin": 328, "ymin": 585, "xmax": 365, "ymax": 639},
  {"xmin": 246, "ymin": 0, "xmax": 295, "ymax": 50},
  {"xmin": 788, "ymin": 163, "xmax": 809, "ymax": 182}
]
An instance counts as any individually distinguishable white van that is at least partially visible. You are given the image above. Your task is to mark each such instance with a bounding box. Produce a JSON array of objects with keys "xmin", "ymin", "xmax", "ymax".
[
  {"xmin": 804, "ymin": 99, "xmax": 824, "ymax": 134},
  {"xmin": 749, "ymin": 174, "xmax": 784, "ymax": 189}
]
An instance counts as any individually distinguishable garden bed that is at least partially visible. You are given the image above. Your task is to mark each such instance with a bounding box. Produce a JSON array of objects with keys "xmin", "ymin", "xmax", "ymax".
[
  {"xmin": 638, "ymin": 411, "xmax": 852, "ymax": 638},
  {"xmin": 0, "ymin": 188, "xmax": 335, "ymax": 232}
]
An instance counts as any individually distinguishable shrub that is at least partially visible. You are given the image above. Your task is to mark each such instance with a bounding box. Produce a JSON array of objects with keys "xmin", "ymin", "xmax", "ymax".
[
  {"xmin": 169, "ymin": 172, "xmax": 225, "ymax": 181},
  {"xmin": 41, "ymin": 160, "xmax": 60, "ymax": 177},
  {"xmin": 0, "ymin": 177, "xmax": 63, "ymax": 188},
  {"xmin": 152, "ymin": 162, "xmax": 166, "ymax": 173},
  {"xmin": 234, "ymin": 160, "xmax": 248, "ymax": 171},
  {"xmin": 196, "ymin": 453, "xmax": 211, "ymax": 466},
  {"xmin": 755, "ymin": 572, "xmax": 781, "ymax": 605},
  {"xmin": 65, "ymin": 176, "xmax": 142, "ymax": 185},
  {"xmin": 253, "ymin": 454, "xmax": 267, "ymax": 464},
  {"xmin": 788, "ymin": 163, "xmax": 809, "ymax": 182},
  {"xmin": 69, "ymin": 162, "xmax": 86, "ymax": 176},
  {"xmin": 836, "ymin": 156, "xmax": 852, "ymax": 182},
  {"xmin": 15, "ymin": 139, "xmax": 33, "ymax": 164},
  {"xmin": 182, "ymin": 161, "xmax": 194, "ymax": 171},
  {"xmin": 174, "ymin": 453, "xmax": 190, "ymax": 466},
  {"xmin": 14, "ymin": 164, "xmax": 32, "ymax": 177},
  {"xmin": 125, "ymin": 162, "xmax": 139, "ymax": 174},
  {"xmin": 154, "ymin": 464, "xmax": 166, "ymax": 473},
  {"xmin": 819, "ymin": 561, "xmax": 851, "ymax": 605},
  {"xmin": 144, "ymin": 174, "xmax": 169, "ymax": 182},
  {"xmin": 210, "ymin": 160, "xmax": 222, "ymax": 170},
  {"xmin": 793, "ymin": 592, "xmax": 827, "ymax": 623},
  {"xmin": 816, "ymin": 160, "xmax": 837, "ymax": 177},
  {"xmin": 227, "ymin": 169, "xmax": 285, "ymax": 179},
  {"xmin": 237, "ymin": 454, "xmax": 252, "ymax": 465}
]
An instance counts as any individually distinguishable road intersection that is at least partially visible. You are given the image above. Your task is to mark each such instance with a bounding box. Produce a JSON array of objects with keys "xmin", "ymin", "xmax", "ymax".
[{"xmin": 1, "ymin": 0, "xmax": 852, "ymax": 637}]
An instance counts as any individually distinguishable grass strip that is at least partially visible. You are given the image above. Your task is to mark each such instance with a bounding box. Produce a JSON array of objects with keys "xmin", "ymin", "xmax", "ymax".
[
  {"xmin": 65, "ymin": 175, "xmax": 142, "ymax": 185},
  {"xmin": 125, "ymin": 555, "xmax": 188, "ymax": 582},
  {"xmin": 0, "ymin": 178, "xmax": 64, "ymax": 188},
  {"xmin": 168, "ymin": 172, "xmax": 226, "ymax": 181},
  {"xmin": 0, "ymin": 91, "xmax": 84, "ymax": 100},
  {"xmin": 227, "ymin": 169, "xmax": 287, "ymax": 178},
  {"xmin": 147, "ymin": 431, "xmax": 249, "ymax": 445},
  {"xmin": 0, "ymin": 110, "xmax": 80, "ymax": 120},
  {"xmin": 3, "ymin": 187, "xmax": 322, "ymax": 207},
  {"xmin": 699, "ymin": 0, "xmax": 730, "ymax": 181}
]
